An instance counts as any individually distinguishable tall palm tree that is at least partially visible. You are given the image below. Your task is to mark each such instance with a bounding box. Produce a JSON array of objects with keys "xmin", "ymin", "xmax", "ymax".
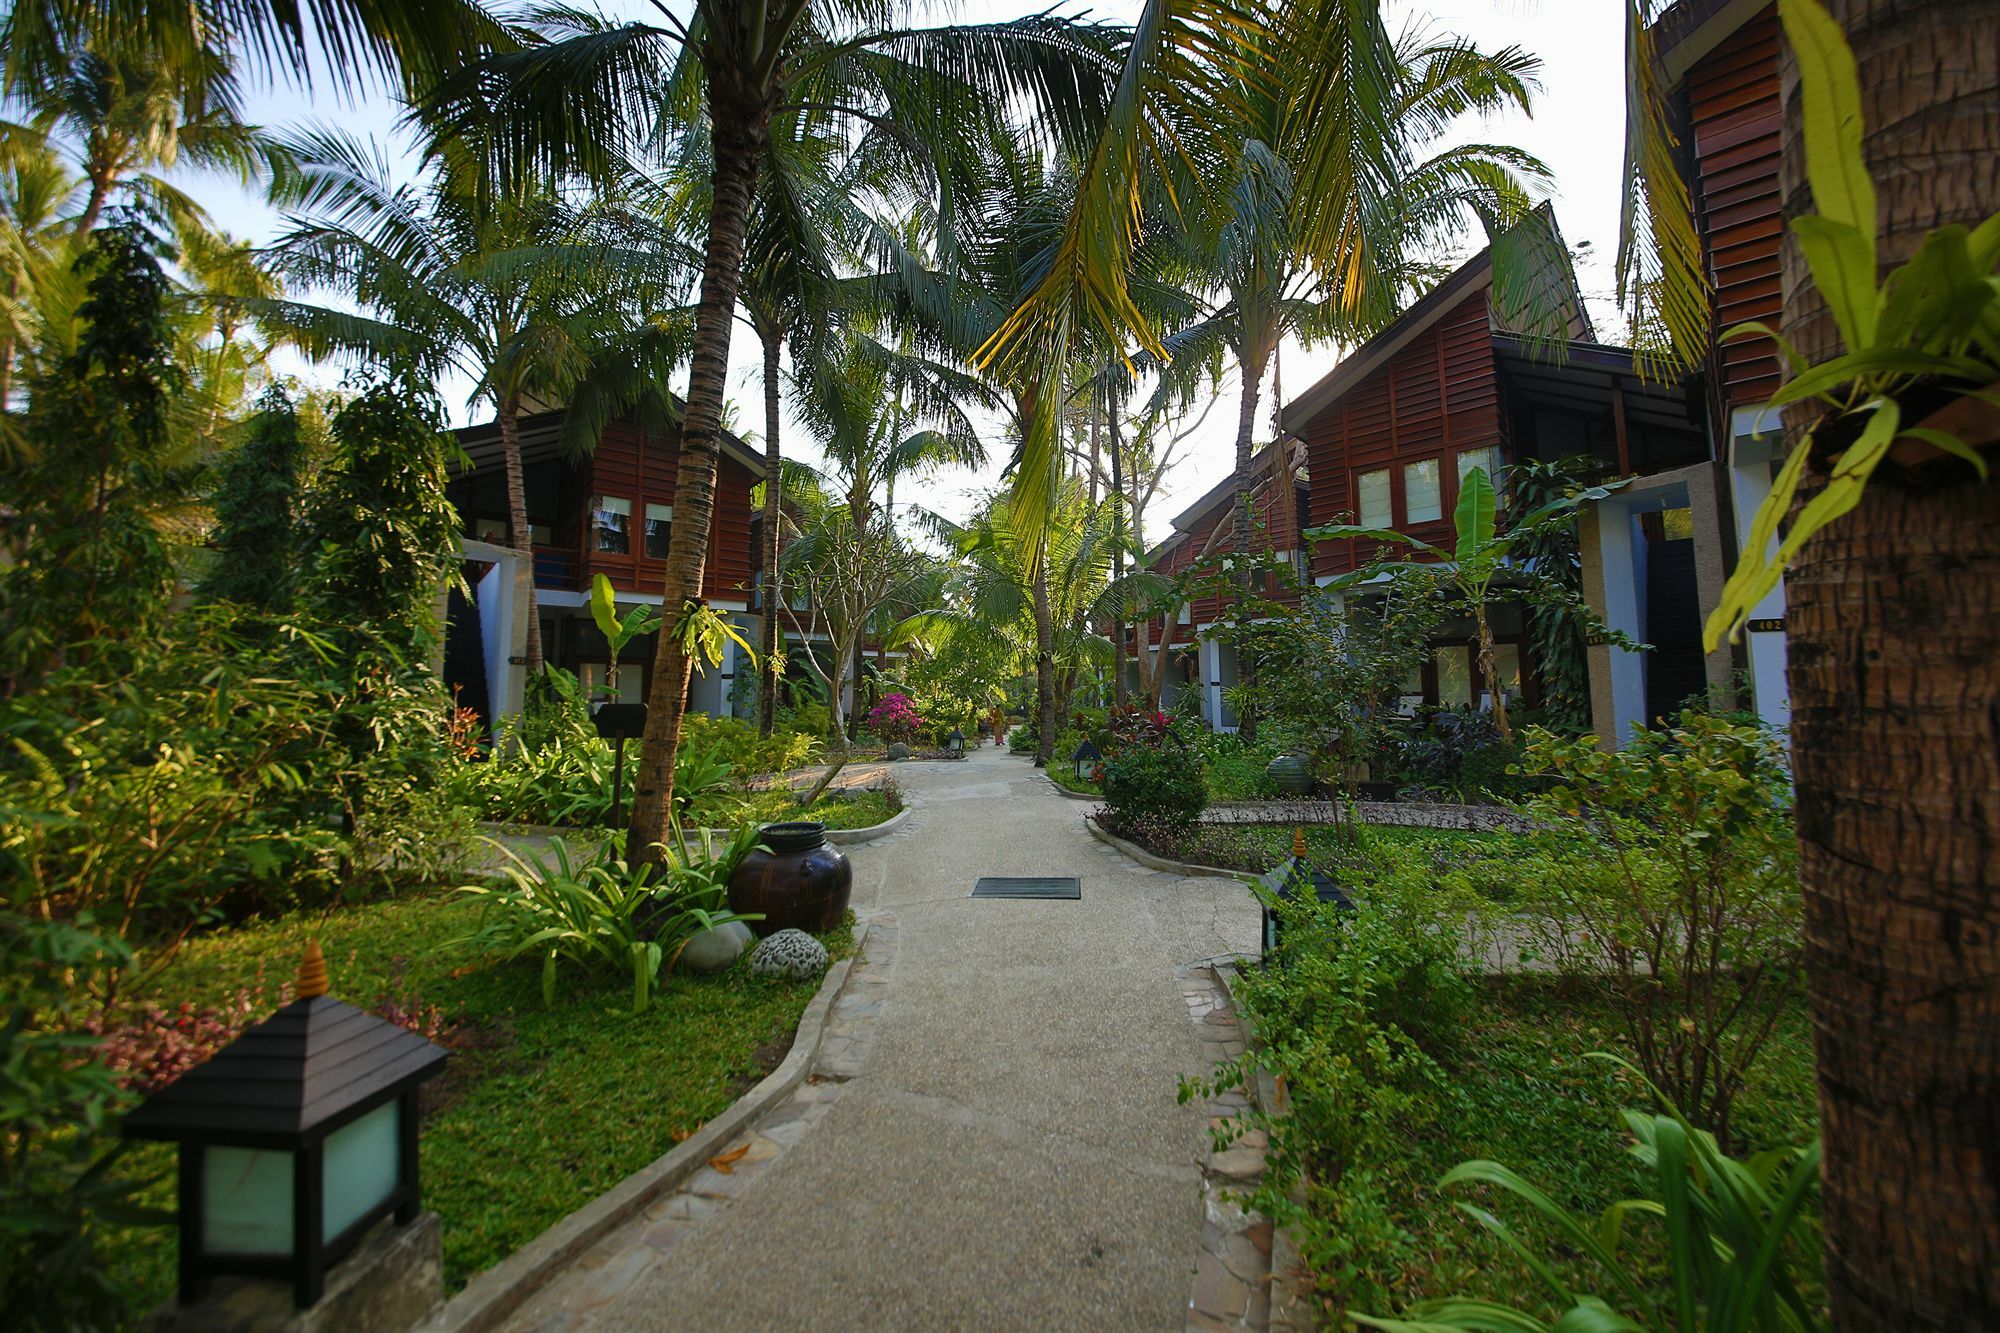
[
  {"xmin": 262, "ymin": 127, "xmax": 684, "ymax": 674},
  {"xmin": 1753, "ymin": 0, "xmax": 1999, "ymax": 1322},
  {"xmin": 429, "ymin": 4, "xmax": 1120, "ymax": 854},
  {"xmin": 1154, "ymin": 30, "xmax": 1548, "ymax": 557}
]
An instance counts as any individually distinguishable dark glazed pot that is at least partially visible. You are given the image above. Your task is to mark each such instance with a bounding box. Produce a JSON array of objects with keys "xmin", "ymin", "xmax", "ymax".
[{"xmin": 728, "ymin": 821, "xmax": 852, "ymax": 937}]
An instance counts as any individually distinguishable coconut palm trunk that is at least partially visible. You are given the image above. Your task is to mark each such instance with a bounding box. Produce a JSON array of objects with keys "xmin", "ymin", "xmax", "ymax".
[
  {"xmin": 1032, "ymin": 538, "xmax": 1056, "ymax": 766},
  {"xmin": 1777, "ymin": 0, "xmax": 2000, "ymax": 1324},
  {"xmin": 758, "ymin": 325, "xmax": 784, "ymax": 735},
  {"xmin": 1109, "ymin": 392, "xmax": 1129, "ymax": 708},
  {"xmin": 496, "ymin": 392, "xmax": 543, "ymax": 674},
  {"xmin": 628, "ymin": 78, "xmax": 771, "ymax": 859}
]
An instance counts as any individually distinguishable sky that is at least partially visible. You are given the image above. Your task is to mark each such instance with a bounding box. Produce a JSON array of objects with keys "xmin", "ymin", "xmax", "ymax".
[{"xmin": 179, "ymin": 0, "xmax": 1632, "ymax": 537}]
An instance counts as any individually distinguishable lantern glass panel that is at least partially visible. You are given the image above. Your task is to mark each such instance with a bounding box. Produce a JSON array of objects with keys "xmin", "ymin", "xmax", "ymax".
[
  {"xmin": 203, "ymin": 1145, "xmax": 294, "ymax": 1254},
  {"xmin": 323, "ymin": 1100, "xmax": 400, "ymax": 1240}
]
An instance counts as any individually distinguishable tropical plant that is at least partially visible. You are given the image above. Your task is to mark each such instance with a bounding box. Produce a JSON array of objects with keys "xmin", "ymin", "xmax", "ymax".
[
  {"xmin": 199, "ymin": 383, "xmax": 306, "ymax": 610},
  {"xmin": 0, "ymin": 914, "xmax": 169, "ymax": 1332},
  {"xmin": 1151, "ymin": 29, "xmax": 1548, "ymax": 564},
  {"xmin": 299, "ymin": 366, "xmax": 464, "ymax": 662},
  {"xmin": 1355, "ymin": 1067, "xmax": 1824, "ymax": 1333},
  {"xmin": 1505, "ymin": 455, "xmax": 1598, "ymax": 733},
  {"xmin": 589, "ymin": 573, "xmax": 660, "ymax": 701},
  {"xmin": 456, "ymin": 830, "xmax": 759, "ymax": 1015},
  {"xmin": 1309, "ymin": 466, "xmax": 1631, "ymax": 740},
  {"xmin": 866, "ymin": 692, "xmax": 923, "ymax": 745},
  {"xmin": 0, "ymin": 225, "xmax": 180, "ymax": 686},
  {"xmin": 1512, "ymin": 718, "xmax": 1803, "ymax": 1148}
]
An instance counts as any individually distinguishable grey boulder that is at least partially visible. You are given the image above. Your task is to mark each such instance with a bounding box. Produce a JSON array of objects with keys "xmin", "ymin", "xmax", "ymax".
[
  {"xmin": 887, "ymin": 741, "xmax": 912, "ymax": 760},
  {"xmin": 679, "ymin": 920, "xmax": 754, "ymax": 974}
]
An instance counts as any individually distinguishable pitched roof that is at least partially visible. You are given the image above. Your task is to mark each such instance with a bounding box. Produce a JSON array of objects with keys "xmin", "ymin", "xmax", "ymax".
[
  {"xmin": 1277, "ymin": 205, "xmax": 1593, "ymax": 434},
  {"xmin": 1651, "ymin": 0, "xmax": 1770, "ymax": 84},
  {"xmin": 454, "ymin": 404, "xmax": 766, "ymax": 477}
]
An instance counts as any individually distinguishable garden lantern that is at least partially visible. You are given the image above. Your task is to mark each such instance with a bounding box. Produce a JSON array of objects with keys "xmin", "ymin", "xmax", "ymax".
[
  {"xmin": 1072, "ymin": 737, "xmax": 1101, "ymax": 783},
  {"xmin": 122, "ymin": 942, "xmax": 448, "ymax": 1309},
  {"xmin": 1256, "ymin": 827, "xmax": 1355, "ymax": 961},
  {"xmin": 946, "ymin": 728, "xmax": 965, "ymax": 754}
]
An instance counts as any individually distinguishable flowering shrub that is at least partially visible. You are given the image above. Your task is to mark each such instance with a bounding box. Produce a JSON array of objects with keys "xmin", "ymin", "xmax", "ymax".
[
  {"xmin": 867, "ymin": 692, "xmax": 925, "ymax": 744},
  {"xmin": 86, "ymin": 988, "xmax": 269, "ymax": 1095}
]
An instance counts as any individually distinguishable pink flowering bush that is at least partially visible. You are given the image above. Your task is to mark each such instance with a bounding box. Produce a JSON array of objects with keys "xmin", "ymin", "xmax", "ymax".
[{"xmin": 867, "ymin": 692, "xmax": 925, "ymax": 744}]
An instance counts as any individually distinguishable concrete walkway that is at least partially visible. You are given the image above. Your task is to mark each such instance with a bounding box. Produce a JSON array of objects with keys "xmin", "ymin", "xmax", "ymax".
[{"xmin": 504, "ymin": 742, "xmax": 1260, "ymax": 1331}]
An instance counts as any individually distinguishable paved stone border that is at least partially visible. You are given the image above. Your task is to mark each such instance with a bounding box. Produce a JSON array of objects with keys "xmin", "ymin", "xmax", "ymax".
[
  {"xmin": 1084, "ymin": 816, "xmax": 1252, "ymax": 881},
  {"xmin": 418, "ymin": 919, "xmax": 874, "ymax": 1333},
  {"xmin": 1179, "ymin": 963, "xmax": 1274, "ymax": 1331},
  {"xmin": 1210, "ymin": 964, "xmax": 1316, "ymax": 1332},
  {"xmin": 1201, "ymin": 800, "xmax": 1530, "ymax": 835},
  {"xmin": 483, "ymin": 914, "xmax": 901, "ymax": 1330},
  {"xmin": 1045, "ymin": 776, "xmax": 1099, "ymax": 802}
]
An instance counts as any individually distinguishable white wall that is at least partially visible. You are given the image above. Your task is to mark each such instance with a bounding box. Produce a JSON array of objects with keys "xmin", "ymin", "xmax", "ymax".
[{"xmin": 1729, "ymin": 409, "xmax": 1791, "ymax": 730}]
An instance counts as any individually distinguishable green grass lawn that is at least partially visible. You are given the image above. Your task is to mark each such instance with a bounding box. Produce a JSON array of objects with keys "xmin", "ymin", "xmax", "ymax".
[
  {"xmin": 701, "ymin": 786, "xmax": 901, "ymax": 831},
  {"xmin": 109, "ymin": 887, "xmax": 852, "ymax": 1317}
]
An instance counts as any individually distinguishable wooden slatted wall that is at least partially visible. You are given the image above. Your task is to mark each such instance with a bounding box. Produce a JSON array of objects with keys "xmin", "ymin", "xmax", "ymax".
[{"xmin": 582, "ymin": 421, "xmax": 759, "ymax": 602}]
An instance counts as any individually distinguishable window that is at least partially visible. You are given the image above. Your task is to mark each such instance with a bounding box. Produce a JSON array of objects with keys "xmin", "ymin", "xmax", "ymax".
[
  {"xmin": 578, "ymin": 661, "xmax": 645, "ymax": 705},
  {"xmin": 1434, "ymin": 645, "xmax": 1472, "ymax": 708},
  {"xmin": 591, "ymin": 496, "xmax": 630, "ymax": 554},
  {"xmin": 1404, "ymin": 458, "xmax": 1442, "ymax": 524},
  {"xmin": 1457, "ymin": 447, "xmax": 1504, "ymax": 502},
  {"xmin": 1177, "ymin": 602, "xmax": 1192, "ymax": 626},
  {"xmin": 472, "ymin": 517, "xmax": 551, "ymax": 545},
  {"xmin": 1488, "ymin": 644, "xmax": 1522, "ymax": 705},
  {"xmin": 644, "ymin": 503, "xmax": 674, "ymax": 559},
  {"xmin": 1356, "ymin": 468, "xmax": 1391, "ymax": 526}
]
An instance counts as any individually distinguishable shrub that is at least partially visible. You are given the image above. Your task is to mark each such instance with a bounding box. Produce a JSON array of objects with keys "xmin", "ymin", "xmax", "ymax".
[
  {"xmin": 1186, "ymin": 891, "xmax": 1471, "ymax": 1317},
  {"xmin": 1390, "ymin": 707, "xmax": 1523, "ymax": 804},
  {"xmin": 1100, "ymin": 744, "xmax": 1207, "ymax": 829},
  {"xmin": 1511, "ymin": 717, "xmax": 1802, "ymax": 1147},
  {"xmin": 0, "ymin": 914, "xmax": 168, "ymax": 1330},
  {"xmin": 1197, "ymin": 732, "xmax": 1281, "ymax": 801},
  {"xmin": 866, "ymin": 692, "xmax": 924, "ymax": 745}
]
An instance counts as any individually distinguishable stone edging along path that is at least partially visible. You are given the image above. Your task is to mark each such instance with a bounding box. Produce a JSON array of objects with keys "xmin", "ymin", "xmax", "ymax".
[
  {"xmin": 1084, "ymin": 815, "xmax": 1252, "ymax": 881},
  {"xmin": 473, "ymin": 805, "xmax": 910, "ymax": 848},
  {"xmin": 416, "ymin": 918, "xmax": 873, "ymax": 1333}
]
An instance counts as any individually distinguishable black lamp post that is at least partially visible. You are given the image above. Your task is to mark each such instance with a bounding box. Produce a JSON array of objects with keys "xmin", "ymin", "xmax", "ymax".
[
  {"xmin": 946, "ymin": 728, "xmax": 965, "ymax": 754},
  {"xmin": 122, "ymin": 943, "xmax": 448, "ymax": 1309},
  {"xmin": 592, "ymin": 702, "xmax": 650, "ymax": 829},
  {"xmin": 1071, "ymin": 738, "xmax": 1102, "ymax": 784},
  {"xmin": 1255, "ymin": 827, "xmax": 1356, "ymax": 960}
]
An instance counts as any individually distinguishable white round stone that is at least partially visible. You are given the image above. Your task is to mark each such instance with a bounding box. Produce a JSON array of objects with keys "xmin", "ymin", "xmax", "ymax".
[{"xmin": 680, "ymin": 920, "xmax": 754, "ymax": 974}]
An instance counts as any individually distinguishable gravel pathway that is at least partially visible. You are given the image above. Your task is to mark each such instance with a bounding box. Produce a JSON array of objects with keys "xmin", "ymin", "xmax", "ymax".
[{"xmin": 501, "ymin": 742, "xmax": 1261, "ymax": 1332}]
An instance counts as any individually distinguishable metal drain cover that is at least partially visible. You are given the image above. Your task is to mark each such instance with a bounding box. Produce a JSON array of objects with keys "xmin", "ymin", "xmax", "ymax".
[{"xmin": 971, "ymin": 876, "xmax": 1081, "ymax": 900}]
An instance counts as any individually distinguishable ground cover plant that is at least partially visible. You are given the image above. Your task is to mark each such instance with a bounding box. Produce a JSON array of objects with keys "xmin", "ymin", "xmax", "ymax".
[
  {"xmin": 1198, "ymin": 867, "xmax": 1821, "ymax": 1327},
  {"xmin": 100, "ymin": 888, "xmax": 854, "ymax": 1317}
]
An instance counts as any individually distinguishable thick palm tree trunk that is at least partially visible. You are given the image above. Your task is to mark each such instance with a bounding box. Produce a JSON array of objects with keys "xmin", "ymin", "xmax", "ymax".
[
  {"xmin": 758, "ymin": 326, "xmax": 784, "ymax": 736},
  {"xmin": 1777, "ymin": 2, "xmax": 2000, "ymax": 1325},
  {"xmin": 1033, "ymin": 540, "xmax": 1055, "ymax": 767},
  {"xmin": 1109, "ymin": 384, "xmax": 1129, "ymax": 708},
  {"xmin": 628, "ymin": 76, "xmax": 770, "ymax": 860},
  {"xmin": 497, "ymin": 395, "xmax": 543, "ymax": 676}
]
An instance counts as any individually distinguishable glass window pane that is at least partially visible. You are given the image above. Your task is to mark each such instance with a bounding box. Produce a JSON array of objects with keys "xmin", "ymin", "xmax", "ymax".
[
  {"xmin": 591, "ymin": 496, "xmax": 630, "ymax": 554},
  {"xmin": 644, "ymin": 503, "xmax": 674, "ymax": 559},
  {"xmin": 473, "ymin": 516, "xmax": 508, "ymax": 543},
  {"xmin": 1434, "ymin": 646, "xmax": 1472, "ymax": 708},
  {"xmin": 204, "ymin": 1144, "xmax": 294, "ymax": 1255},
  {"xmin": 323, "ymin": 1101, "xmax": 400, "ymax": 1242},
  {"xmin": 1405, "ymin": 459, "xmax": 1442, "ymax": 524},
  {"xmin": 1357, "ymin": 469, "xmax": 1391, "ymax": 527},
  {"xmin": 1490, "ymin": 644, "xmax": 1522, "ymax": 704}
]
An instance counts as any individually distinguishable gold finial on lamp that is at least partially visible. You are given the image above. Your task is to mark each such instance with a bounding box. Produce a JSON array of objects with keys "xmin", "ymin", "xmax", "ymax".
[
  {"xmin": 1293, "ymin": 826, "xmax": 1308, "ymax": 859},
  {"xmin": 295, "ymin": 940, "xmax": 329, "ymax": 999}
]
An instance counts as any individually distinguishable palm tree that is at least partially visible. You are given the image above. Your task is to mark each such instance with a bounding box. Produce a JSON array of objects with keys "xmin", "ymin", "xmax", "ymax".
[
  {"xmin": 0, "ymin": 0, "xmax": 507, "ymax": 106},
  {"xmin": 1153, "ymin": 30, "xmax": 1548, "ymax": 558},
  {"xmin": 789, "ymin": 328, "xmax": 984, "ymax": 733},
  {"xmin": 1753, "ymin": 0, "xmax": 1998, "ymax": 1321},
  {"xmin": 428, "ymin": 4, "xmax": 1120, "ymax": 854},
  {"xmin": 262, "ymin": 128, "xmax": 683, "ymax": 676}
]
